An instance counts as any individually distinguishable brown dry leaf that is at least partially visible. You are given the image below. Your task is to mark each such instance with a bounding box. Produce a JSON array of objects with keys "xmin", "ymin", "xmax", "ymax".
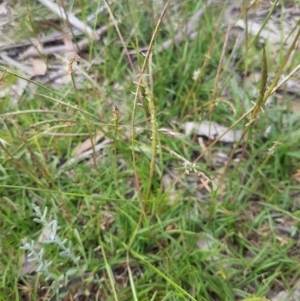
[
  {"xmin": 14, "ymin": 58, "xmax": 47, "ymax": 77},
  {"xmin": 198, "ymin": 137, "xmax": 208, "ymax": 161},
  {"xmin": 165, "ymin": 223, "xmax": 176, "ymax": 232},
  {"xmin": 75, "ymin": 131, "xmax": 105, "ymax": 157},
  {"xmin": 293, "ymin": 169, "xmax": 300, "ymax": 182},
  {"xmin": 29, "ymin": 58, "xmax": 47, "ymax": 76},
  {"xmin": 184, "ymin": 121, "xmax": 243, "ymax": 143},
  {"xmin": 198, "ymin": 176, "xmax": 212, "ymax": 193}
]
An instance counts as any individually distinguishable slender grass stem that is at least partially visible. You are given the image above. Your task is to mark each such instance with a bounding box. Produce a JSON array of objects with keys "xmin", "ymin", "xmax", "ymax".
[
  {"xmin": 112, "ymin": 106, "xmax": 120, "ymax": 185},
  {"xmin": 70, "ymin": 62, "xmax": 97, "ymax": 169}
]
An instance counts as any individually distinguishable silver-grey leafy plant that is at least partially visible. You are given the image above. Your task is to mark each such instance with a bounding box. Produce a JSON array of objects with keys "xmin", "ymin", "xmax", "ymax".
[{"xmin": 21, "ymin": 204, "xmax": 83, "ymax": 283}]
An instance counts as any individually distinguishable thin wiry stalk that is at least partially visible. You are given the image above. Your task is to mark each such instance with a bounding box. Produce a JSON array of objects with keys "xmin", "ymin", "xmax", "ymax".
[
  {"xmin": 36, "ymin": 93, "xmax": 99, "ymax": 120},
  {"xmin": 99, "ymin": 237, "xmax": 119, "ymax": 301},
  {"xmin": 0, "ymin": 110, "xmax": 70, "ymax": 118},
  {"xmin": 128, "ymin": 248, "xmax": 202, "ymax": 301},
  {"xmin": 210, "ymin": 24, "xmax": 231, "ymax": 111},
  {"xmin": 0, "ymin": 142, "xmax": 45, "ymax": 188},
  {"xmin": 219, "ymin": 25, "xmax": 300, "ymax": 184},
  {"xmin": 140, "ymin": 75, "xmax": 158, "ymax": 199},
  {"xmin": 207, "ymin": 23, "xmax": 231, "ymax": 167},
  {"xmin": 70, "ymin": 60, "xmax": 98, "ymax": 169},
  {"xmin": 248, "ymin": 0, "xmax": 279, "ymax": 48},
  {"xmin": 246, "ymin": 24, "xmax": 300, "ymax": 126},
  {"xmin": 162, "ymin": 106, "xmax": 254, "ymax": 194},
  {"xmin": 21, "ymin": 134, "xmax": 54, "ymax": 183},
  {"xmin": 0, "ymin": 141, "xmax": 70, "ymax": 215},
  {"xmin": 209, "ymin": 25, "xmax": 300, "ymax": 158},
  {"xmin": 104, "ymin": 0, "xmax": 144, "ymax": 220},
  {"xmin": 0, "ymin": 67, "xmax": 102, "ymax": 122},
  {"xmin": 247, "ymin": 47, "xmax": 268, "ymax": 125},
  {"xmin": 180, "ymin": 2, "xmax": 224, "ymax": 119},
  {"xmin": 112, "ymin": 106, "xmax": 120, "ymax": 185},
  {"xmin": 0, "ymin": 184, "xmax": 91, "ymax": 198},
  {"xmin": 219, "ymin": 127, "xmax": 249, "ymax": 189},
  {"xmin": 217, "ymin": 0, "xmax": 278, "ymax": 98},
  {"xmin": 130, "ymin": 1, "xmax": 169, "ymax": 206},
  {"xmin": 270, "ymin": 63, "xmax": 300, "ymax": 94},
  {"xmin": 103, "ymin": 0, "xmax": 135, "ymax": 73},
  {"xmin": 127, "ymin": 251, "xmax": 138, "ymax": 301},
  {"xmin": 164, "ymin": 22, "xmax": 298, "ymax": 189},
  {"xmin": 216, "ymin": 2, "xmax": 299, "ymax": 187},
  {"xmin": 264, "ymin": 26, "xmax": 300, "ymax": 100},
  {"xmin": 126, "ymin": 2, "xmax": 169, "ymax": 283},
  {"xmin": 197, "ymin": 108, "xmax": 254, "ymax": 164},
  {"xmin": 220, "ymin": 46, "xmax": 267, "ymax": 186},
  {"xmin": 88, "ymin": 0, "xmax": 102, "ymax": 61}
]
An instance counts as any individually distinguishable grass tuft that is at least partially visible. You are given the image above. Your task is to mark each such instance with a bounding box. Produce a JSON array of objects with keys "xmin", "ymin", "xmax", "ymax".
[{"xmin": 1, "ymin": 0, "xmax": 300, "ymax": 300}]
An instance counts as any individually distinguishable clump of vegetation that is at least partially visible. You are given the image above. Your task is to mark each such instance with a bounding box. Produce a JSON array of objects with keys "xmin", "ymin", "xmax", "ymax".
[{"xmin": 1, "ymin": 0, "xmax": 300, "ymax": 300}]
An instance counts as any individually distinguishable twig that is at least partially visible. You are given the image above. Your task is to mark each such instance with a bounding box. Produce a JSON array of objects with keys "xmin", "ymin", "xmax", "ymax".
[
  {"xmin": 38, "ymin": 0, "xmax": 96, "ymax": 39},
  {"xmin": 0, "ymin": 53, "xmax": 30, "ymax": 74},
  {"xmin": 2, "ymin": 3, "xmax": 108, "ymax": 53},
  {"xmin": 20, "ymin": 26, "xmax": 108, "ymax": 59}
]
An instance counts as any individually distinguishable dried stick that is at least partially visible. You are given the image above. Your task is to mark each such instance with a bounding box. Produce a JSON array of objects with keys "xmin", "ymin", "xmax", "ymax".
[{"xmin": 38, "ymin": 0, "xmax": 96, "ymax": 38}]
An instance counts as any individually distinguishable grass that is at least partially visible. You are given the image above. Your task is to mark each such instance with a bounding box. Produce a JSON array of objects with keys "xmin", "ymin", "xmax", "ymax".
[{"xmin": 1, "ymin": 0, "xmax": 300, "ymax": 300}]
